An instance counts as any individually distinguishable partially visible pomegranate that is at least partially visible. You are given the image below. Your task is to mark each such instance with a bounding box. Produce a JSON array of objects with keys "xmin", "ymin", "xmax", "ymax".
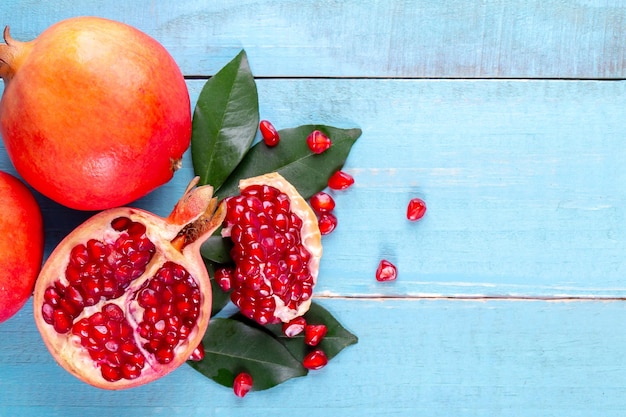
[
  {"xmin": 222, "ymin": 173, "xmax": 322, "ymax": 325},
  {"xmin": 0, "ymin": 171, "xmax": 43, "ymax": 323},
  {"xmin": 0, "ymin": 17, "xmax": 191, "ymax": 210},
  {"xmin": 33, "ymin": 177, "xmax": 225, "ymax": 389}
]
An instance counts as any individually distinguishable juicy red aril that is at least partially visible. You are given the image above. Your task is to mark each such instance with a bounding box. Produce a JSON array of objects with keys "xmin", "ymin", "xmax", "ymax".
[
  {"xmin": 41, "ymin": 218, "xmax": 156, "ymax": 333},
  {"xmin": 215, "ymin": 267, "xmax": 234, "ymax": 292},
  {"xmin": 259, "ymin": 120, "xmax": 280, "ymax": 147},
  {"xmin": 306, "ymin": 130, "xmax": 331, "ymax": 154},
  {"xmin": 376, "ymin": 259, "xmax": 397, "ymax": 282},
  {"xmin": 407, "ymin": 198, "xmax": 427, "ymax": 221},
  {"xmin": 188, "ymin": 342, "xmax": 205, "ymax": 361},
  {"xmin": 309, "ymin": 192, "xmax": 335, "ymax": 213},
  {"xmin": 328, "ymin": 170, "xmax": 354, "ymax": 190},
  {"xmin": 282, "ymin": 316, "xmax": 307, "ymax": 337},
  {"xmin": 304, "ymin": 324, "xmax": 327, "ymax": 346},
  {"xmin": 233, "ymin": 372, "xmax": 253, "ymax": 397},
  {"xmin": 303, "ymin": 349, "xmax": 328, "ymax": 370},
  {"xmin": 137, "ymin": 262, "xmax": 201, "ymax": 364},
  {"xmin": 317, "ymin": 213, "xmax": 337, "ymax": 235},
  {"xmin": 224, "ymin": 185, "xmax": 315, "ymax": 324}
]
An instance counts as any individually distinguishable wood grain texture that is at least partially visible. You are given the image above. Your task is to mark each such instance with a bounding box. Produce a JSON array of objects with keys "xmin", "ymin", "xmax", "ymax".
[
  {"xmin": 2, "ymin": 298, "xmax": 626, "ymax": 416},
  {"xmin": 1, "ymin": 0, "xmax": 626, "ymax": 415},
  {"xmin": 1, "ymin": 0, "xmax": 625, "ymax": 78}
]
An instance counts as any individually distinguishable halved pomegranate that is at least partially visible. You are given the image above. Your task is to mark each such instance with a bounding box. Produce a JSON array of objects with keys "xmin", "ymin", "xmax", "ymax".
[
  {"xmin": 33, "ymin": 177, "xmax": 225, "ymax": 389},
  {"xmin": 221, "ymin": 173, "xmax": 322, "ymax": 325}
]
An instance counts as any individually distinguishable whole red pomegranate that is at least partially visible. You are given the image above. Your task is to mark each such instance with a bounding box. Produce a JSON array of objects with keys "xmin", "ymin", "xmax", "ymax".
[
  {"xmin": 0, "ymin": 17, "xmax": 191, "ymax": 210},
  {"xmin": 0, "ymin": 171, "xmax": 43, "ymax": 323},
  {"xmin": 221, "ymin": 173, "xmax": 322, "ymax": 325},
  {"xmin": 33, "ymin": 177, "xmax": 225, "ymax": 389}
]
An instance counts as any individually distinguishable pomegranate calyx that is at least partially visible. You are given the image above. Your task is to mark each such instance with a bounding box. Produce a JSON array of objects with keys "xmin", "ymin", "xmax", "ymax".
[{"xmin": 0, "ymin": 26, "xmax": 32, "ymax": 82}]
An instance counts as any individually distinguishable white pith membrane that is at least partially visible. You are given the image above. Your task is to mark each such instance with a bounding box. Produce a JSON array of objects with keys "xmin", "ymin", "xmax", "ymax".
[
  {"xmin": 33, "ymin": 180, "xmax": 224, "ymax": 390},
  {"xmin": 221, "ymin": 173, "xmax": 322, "ymax": 324}
]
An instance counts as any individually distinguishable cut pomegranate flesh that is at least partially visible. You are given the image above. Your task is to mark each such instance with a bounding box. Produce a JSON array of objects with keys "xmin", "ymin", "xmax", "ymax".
[
  {"xmin": 233, "ymin": 372, "xmax": 253, "ymax": 397},
  {"xmin": 306, "ymin": 130, "xmax": 332, "ymax": 154},
  {"xmin": 303, "ymin": 349, "xmax": 328, "ymax": 370},
  {"xmin": 34, "ymin": 178, "xmax": 224, "ymax": 389},
  {"xmin": 259, "ymin": 120, "xmax": 279, "ymax": 147},
  {"xmin": 328, "ymin": 170, "xmax": 354, "ymax": 190},
  {"xmin": 376, "ymin": 259, "xmax": 397, "ymax": 282},
  {"xmin": 224, "ymin": 184, "xmax": 315, "ymax": 324},
  {"xmin": 221, "ymin": 173, "xmax": 322, "ymax": 324}
]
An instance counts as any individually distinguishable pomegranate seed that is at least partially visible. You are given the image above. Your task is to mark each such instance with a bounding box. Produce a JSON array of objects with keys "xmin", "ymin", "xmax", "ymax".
[
  {"xmin": 306, "ymin": 130, "xmax": 332, "ymax": 154},
  {"xmin": 188, "ymin": 342, "xmax": 205, "ymax": 361},
  {"xmin": 259, "ymin": 120, "xmax": 280, "ymax": 147},
  {"xmin": 233, "ymin": 372, "xmax": 253, "ymax": 397},
  {"xmin": 376, "ymin": 259, "xmax": 397, "ymax": 282},
  {"xmin": 304, "ymin": 324, "xmax": 327, "ymax": 346},
  {"xmin": 309, "ymin": 192, "xmax": 335, "ymax": 213},
  {"xmin": 215, "ymin": 267, "xmax": 234, "ymax": 292},
  {"xmin": 317, "ymin": 213, "xmax": 337, "ymax": 235},
  {"xmin": 303, "ymin": 349, "xmax": 328, "ymax": 370},
  {"xmin": 282, "ymin": 316, "xmax": 307, "ymax": 337},
  {"xmin": 328, "ymin": 170, "xmax": 354, "ymax": 190},
  {"xmin": 407, "ymin": 198, "xmax": 427, "ymax": 221}
]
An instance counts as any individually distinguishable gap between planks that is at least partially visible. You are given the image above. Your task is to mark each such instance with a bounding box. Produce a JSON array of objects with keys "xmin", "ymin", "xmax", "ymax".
[{"xmin": 313, "ymin": 294, "xmax": 626, "ymax": 302}]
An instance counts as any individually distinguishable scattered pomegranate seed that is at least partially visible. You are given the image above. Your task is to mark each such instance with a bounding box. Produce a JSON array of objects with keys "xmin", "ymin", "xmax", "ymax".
[
  {"xmin": 317, "ymin": 213, "xmax": 337, "ymax": 235},
  {"xmin": 376, "ymin": 259, "xmax": 397, "ymax": 282},
  {"xmin": 306, "ymin": 130, "xmax": 332, "ymax": 154},
  {"xmin": 328, "ymin": 170, "xmax": 354, "ymax": 190},
  {"xmin": 282, "ymin": 316, "xmax": 307, "ymax": 338},
  {"xmin": 214, "ymin": 267, "xmax": 234, "ymax": 292},
  {"xmin": 309, "ymin": 191, "xmax": 335, "ymax": 213},
  {"xmin": 407, "ymin": 198, "xmax": 427, "ymax": 221},
  {"xmin": 304, "ymin": 324, "xmax": 327, "ymax": 346},
  {"xmin": 188, "ymin": 342, "xmax": 205, "ymax": 361},
  {"xmin": 233, "ymin": 372, "xmax": 253, "ymax": 397},
  {"xmin": 303, "ymin": 349, "xmax": 328, "ymax": 370},
  {"xmin": 259, "ymin": 120, "xmax": 280, "ymax": 147}
]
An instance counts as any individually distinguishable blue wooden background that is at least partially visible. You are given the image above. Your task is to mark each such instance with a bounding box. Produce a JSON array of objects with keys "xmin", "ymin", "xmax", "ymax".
[{"xmin": 1, "ymin": 1, "xmax": 626, "ymax": 415}]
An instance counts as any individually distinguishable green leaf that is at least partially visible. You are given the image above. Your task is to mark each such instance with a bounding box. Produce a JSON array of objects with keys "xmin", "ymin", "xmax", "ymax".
[
  {"xmin": 216, "ymin": 125, "xmax": 362, "ymax": 199},
  {"xmin": 200, "ymin": 235, "xmax": 233, "ymax": 264},
  {"xmin": 188, "ymin": 318, "xmax": 307, "ymax": 391},
  {"xmin": 191, "ymin": 50, "xmax": 259, "ymax": 189},
  {"xmin": 265, "ymin": 301, "xmax": 359, "ymax": 362}
]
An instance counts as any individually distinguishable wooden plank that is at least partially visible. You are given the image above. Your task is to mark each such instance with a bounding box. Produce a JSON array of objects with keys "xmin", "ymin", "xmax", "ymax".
[
  {"xmin": 1, "ymin": 0, "xmax": 625, "ymax": 79},
  {"xmin": 2, "ymin": 298, "xmax": 626, "ymax": 416},
  {"xmin": 1, "ymin": 78, "xmax": 625, "ymax": 297}
]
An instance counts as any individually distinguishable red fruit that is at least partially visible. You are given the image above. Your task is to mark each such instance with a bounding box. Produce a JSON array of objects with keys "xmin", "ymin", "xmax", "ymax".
[
  {"xmin": 0, "ymin": 17, "xmax": 191, "ymax": 210},
  {"xmin": 233, "ymin": 372, "xmax": 253, "ymax": 397},
  {"xmin": 306, "ymin": 130, "xmax": 332, "ymax": 154},
  {"xmin": 222, "ymin": 173, "xmax": 322, "ymax": 325},
  {"xmin": 328, "ymin": 170, "xmax": 354, "ymax": 190},
  {"xmin": 407, "ymin": 198, "xmax": 427, "ymax": 221},
  {"xmin": 33, "ymin": 177, "xmax": 225, "ymax": 389},
  {"xmin": 309, "ymin": 192, "xmax": 335, "ymax": 213},
  {"xmin": 376, "ymin": 260, "xmax": 397, "ymax": 282},
  {"xmin": 282, "ymin": 316, "xmax": 307, "ymax": 338},
  {"xmin": 303, "ymin": 349, "xmax": 328, "ymax": 370},
  {"xmin": 0, "ymin": 171, "xmax": 44, "ymax": 323},
  {"xmin": 188, "ymin": 342, "xmax": 205, "ymax": 361},
  {"xmin": 259, "ymin": 120, "xmax": 280, "ymax": 147},
  {"xmin": 317, "ymin": 213, "xmax": 338, "ymax": 235},
  {"xmin": 304, "ymin": 324, "xmax": 327, "ymax": 346},
  {"xmin": 214, "ymin": 267, "xmax": 234, "ymax": 292}
]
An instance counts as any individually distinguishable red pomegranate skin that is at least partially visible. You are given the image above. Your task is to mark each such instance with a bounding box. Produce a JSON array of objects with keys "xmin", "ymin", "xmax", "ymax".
[
  {"xmin": 0, "ymin": 17, "xmax": 191, "ymax": 210},
  {"xmin": 0, "ymin": 171, "xmax": 44, "ymax": 322}
]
